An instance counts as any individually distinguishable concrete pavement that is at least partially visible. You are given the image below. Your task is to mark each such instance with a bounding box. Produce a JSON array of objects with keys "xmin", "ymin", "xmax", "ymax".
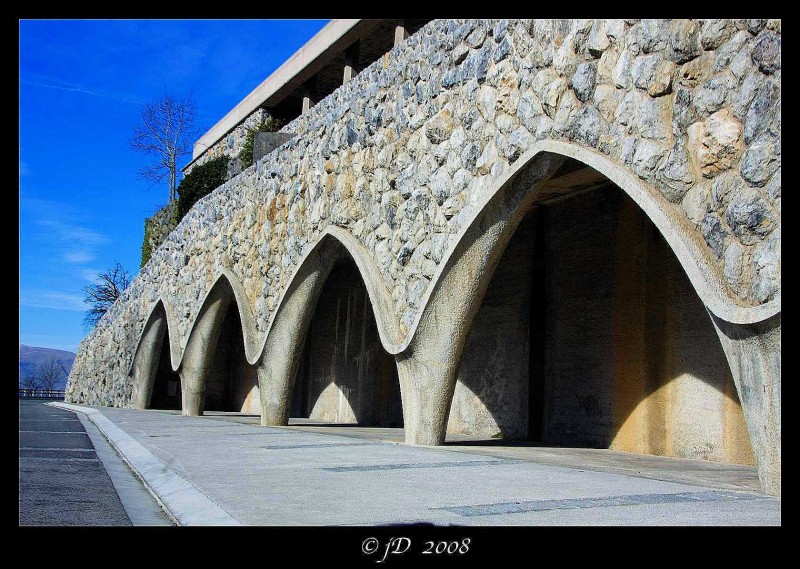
[
  {"xmin": 19, "ymin": 400, "xmax": 171, "ymax": 526},
  {"xmin": 49, "ymin": 402, "xmax": 780, "ymax": 526}
]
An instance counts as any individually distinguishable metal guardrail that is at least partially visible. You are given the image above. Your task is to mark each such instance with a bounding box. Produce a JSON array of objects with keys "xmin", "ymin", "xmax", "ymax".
[{"xmin": 18, "ymin": 389, "xmax": 65, "ymax": 399}]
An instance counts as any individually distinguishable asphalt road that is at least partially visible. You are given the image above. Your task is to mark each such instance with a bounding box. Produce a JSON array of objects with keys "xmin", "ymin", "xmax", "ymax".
[{"xmin": 18, "ymin": 399, "xmax": 171, "ymax": 526}]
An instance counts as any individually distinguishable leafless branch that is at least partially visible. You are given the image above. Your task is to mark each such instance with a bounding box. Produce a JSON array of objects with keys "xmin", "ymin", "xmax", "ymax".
[
  {"xmin": 130, "ymin": 93, "xmax": 198, "ymax": 202},
  {"xmin": 83, "ymin": 261, "xmax": 131, "ymax": 328},
  {"xmin": 36, "ymin": 358, "xmax": 67, "ymax": 391}
]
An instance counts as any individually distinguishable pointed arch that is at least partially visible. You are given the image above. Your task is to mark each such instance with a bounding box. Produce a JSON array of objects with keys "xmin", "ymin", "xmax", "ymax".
[
  {"xmin": 400, "ymin": 140, "xmax": 778, "ymax": 358},
  {"xmin": 258, "ymin": 226, "xmax": 403, "ymax": 358},
  {"xmin": 130, "ymin": 300, "xmax": 175, "ymax": 410},
  {"xmin": 180, "ymin": 273, "xmax": 255, "ymax": 415},
  {"xmin": 256, "ymin": 229, "xmax": 402, "ymax": 427},
  {"xmin": 129, "ymin": 297, "xmax": 182, "ymax": 376},
  {"xmin": 396, "ymin": 141, "xmax": 777, "ymax": 494}
]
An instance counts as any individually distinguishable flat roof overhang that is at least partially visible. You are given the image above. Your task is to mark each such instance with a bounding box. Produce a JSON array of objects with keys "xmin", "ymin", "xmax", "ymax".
[{"xmin": 188, "ymin": 19, "xmax": 385, "ymax": 165}]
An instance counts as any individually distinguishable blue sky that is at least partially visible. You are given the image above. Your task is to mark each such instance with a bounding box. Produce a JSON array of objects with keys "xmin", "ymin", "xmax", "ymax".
[{"xmin": 20, "ymin": 19, "xmax": 329, "ymax": 352}]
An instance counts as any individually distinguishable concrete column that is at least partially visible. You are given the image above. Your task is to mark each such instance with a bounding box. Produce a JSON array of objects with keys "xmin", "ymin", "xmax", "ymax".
[
  {"xmin": 257, "ymin": 248, "xmax": 335, "ymax": 426},
  {"xmin": 179, "ymin": 286, "xmax": 233, "ymax": 416},
  {"xmin": 399, "ymin": 154, "xmax": 565, "ymax": 445},
  {"xmin": 394, "ymin": 19, "xmax": 408, "ymax": 46},
  {"xmin": 343, "ymin": 41, "xmax": 360, "ymax": 83},
  {"xmin": 711, "ymin": 312, "xmax": 781, "ymax": 495},
  {"xmin": 301, "ymin": 78, "xmax": 317, "ymax": 115},
  {"xmin": 130, "ymin": 313, "xmax": 167, "ymax": 410}
]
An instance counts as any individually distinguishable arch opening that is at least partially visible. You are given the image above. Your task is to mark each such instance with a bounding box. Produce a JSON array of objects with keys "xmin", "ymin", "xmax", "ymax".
[
  {"xmin": 448, "ymin": 159, "xmax": 755, "ymax": 465},
  {"xmin": 204, "ymin": 298, "xmax": 260, "ymax": 414},
  {"xmin": 130, "ymin": 303, "xmax": 181, "ymax": 411},
  {"xmin": 291, "ymin": 258, "xmax": 403, "ymax": 428},
  {"xmin": 149, "ymin": 329, "xmax": 181, "ymax": 410}
]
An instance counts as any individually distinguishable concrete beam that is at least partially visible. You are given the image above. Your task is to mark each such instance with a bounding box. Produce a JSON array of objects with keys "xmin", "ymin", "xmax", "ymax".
[{"xmin": 190, "ymin": 19, "xmax": 384, "ymax": 161}]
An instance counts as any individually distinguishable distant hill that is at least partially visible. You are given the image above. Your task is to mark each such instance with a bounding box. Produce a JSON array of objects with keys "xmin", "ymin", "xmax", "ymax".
[{"xmin": 19, "ymin": 345, "xmax": 76, "ymax": 390}]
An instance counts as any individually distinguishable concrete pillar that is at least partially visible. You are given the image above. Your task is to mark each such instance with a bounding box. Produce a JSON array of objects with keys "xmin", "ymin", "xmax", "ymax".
[
  {"xmin": 394, "ymin": 19, "xmax": 408, "ymax": 46},
  {"xmin": 343, "ymin": 41, "xmax": 360, "ymax": 83},
  {"xmin": 399, "ymin": 154, "xmax": 565, "ymax": 445},
  {"xmin": 257, "ymin": 248, "xmax": 334, "ymax": 426},
  {"xmin": 130, "ymin": 312, "xmax": 167, "ymax": 410},
  {"xmin": 711, "ymin": 313, "xmax": 781, "ymax": 495},
  {"xmin": 179, "ymin": 285, "xmax": 233, "ymax": 416},
  {"xmin": 301, "ymin": 78, "xmax": 317, "ymax": 115}
]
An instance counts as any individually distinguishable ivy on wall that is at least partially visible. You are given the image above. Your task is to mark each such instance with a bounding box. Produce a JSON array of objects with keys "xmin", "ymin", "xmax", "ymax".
[
  {"xmin": 176, "ymin": 155, "xmax": 230, "ymax": 221},
  {"xmin": 141, "ymin": 202, "xmax": 178, "ymax": 267}
]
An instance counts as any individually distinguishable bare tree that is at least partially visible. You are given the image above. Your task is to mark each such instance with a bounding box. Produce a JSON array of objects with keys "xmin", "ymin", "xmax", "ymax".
[
  {"xmin": 20, "ymin": 374, "xmax": 41, "ymax": 391},
  {"xmin": 131, "ymin": 93, "xmax": 197, "ymax": 202},
  {"xmin": 83, "ymin": 261, "xmax": 131, "ymax": 328},
  {"xmin": 36, "ymin": 358, "xmax": 67, "ymax": 391}
]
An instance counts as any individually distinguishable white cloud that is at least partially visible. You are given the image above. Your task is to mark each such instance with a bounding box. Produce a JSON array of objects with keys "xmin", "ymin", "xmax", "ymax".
[
  {"xmin": 63, "ymin": 249, "xmax": 95, "ymax": 264},
  {"xmin": 19, "ymin": 161, "xmax": 30, "ymax": 177},
  {"xmin": 19, "ymin": 290, "xmax": 86, "ymax": 312},
  {"xmin": 21, "ymin": 74, "xmax": 141, "ymax": 105},
  {"xmin": 21, "ymin": 197, "xmax": 110, "ymax": 268},
  {"xmin": 78, "ymin": 268, "xmax": 103, "ymax": 283},
  {"xmin": 38, "ymin": 219, "xmax": 109, "ymax": 249}
]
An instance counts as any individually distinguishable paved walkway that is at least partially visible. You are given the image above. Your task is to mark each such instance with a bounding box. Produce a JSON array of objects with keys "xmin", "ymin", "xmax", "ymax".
[
  {"xmin": 19, "ymin": 400, "xmax": 171, "ymax": 526},
  {"xmin": 51, "ymin": 402, "xmax": 781, "ymax": 526}
]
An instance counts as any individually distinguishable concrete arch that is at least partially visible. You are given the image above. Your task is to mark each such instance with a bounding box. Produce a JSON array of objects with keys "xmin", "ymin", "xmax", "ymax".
[
  {"xmin": 177, "ymin": 268, "xmax": 261, "ymax": 367},
  {"xmin": 260, "ymin": 226, "xmax": 404, "ymax": 357},
  {"xmin": 179, "ymin": 273, "xmax": 251, "ymax": 415},
  {"xmin": 129, "ymin": 300, "xmax": 176, "ymax": 409},
  {"xmin": 397, "ymin": 141, "xmax": 780, "ymax": 494},
  {"xmin": 129, "ymin": 298, "xmax": 183, "ymax": 375},
  {"xmin": 257, "ymin": 229, "xmax": 401, "ymax": 427},
  {"xmin": 398, "ymin": 141, "xmax": 778, "ymax": 357}
]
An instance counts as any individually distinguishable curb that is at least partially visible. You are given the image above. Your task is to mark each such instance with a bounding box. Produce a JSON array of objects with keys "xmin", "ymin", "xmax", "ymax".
[{"xmin": 49, "ymin": 402, "xmax": 241, "ymax": 526}]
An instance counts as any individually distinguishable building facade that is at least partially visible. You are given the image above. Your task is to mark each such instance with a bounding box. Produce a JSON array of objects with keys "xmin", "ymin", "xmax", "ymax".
[{"xmin": 67, "ymin": 19, "xmax": 781, "ymax": 495}]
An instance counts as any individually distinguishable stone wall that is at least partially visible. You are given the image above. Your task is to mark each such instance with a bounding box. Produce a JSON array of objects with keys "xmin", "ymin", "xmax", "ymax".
[{"xmin": 67, "ymin": 19, "xmax": 780, "ymax": 486}]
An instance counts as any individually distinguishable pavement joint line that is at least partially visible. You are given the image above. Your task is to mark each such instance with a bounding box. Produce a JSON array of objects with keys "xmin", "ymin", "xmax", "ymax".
[
  {"xmin": 19, "ymin": 447, "xmax": 96, "ymax": 452},
  {"xmin": 48, "ymin": 402, "xmax": 241, "ymax": 526},
  {"xmin": 323, "ymin": 458, "xmax": 524, "ymax": 472},
  {"xmin": 20, "ymin": 457, "xmax": 101, "ymax": 462},
  {"xmin": 259, "ymin": 442, "xmax": 381, "ymax": 450},
  {"xmin": 19, "ymin": 430, "xmax": 88, "ymax": 434},
  {"xmin": 439, "ymin": 490, "xmax": 765, "ymax": 517}
]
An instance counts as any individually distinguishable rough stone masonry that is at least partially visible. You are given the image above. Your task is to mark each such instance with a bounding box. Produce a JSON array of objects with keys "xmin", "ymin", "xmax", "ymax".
[{"xmin": 67, "ymin": 19, "xmax": 781, "ymax": 495}]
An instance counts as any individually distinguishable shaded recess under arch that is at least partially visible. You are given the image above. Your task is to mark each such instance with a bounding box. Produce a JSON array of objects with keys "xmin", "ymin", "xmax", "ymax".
[
  {"xmin": 179, "ymin": 275, "xmax": 260, "ymax": 415},
  {"xmin": 447, "ymin": 159, "xmax": 754, "ymax": 465},
  {"xmin": 130, "ymin": 302, "xmax": 181, "ymax": 410},
  {"xmin": 291, "ymin": 258, "xmax": 403, "ymax": 427},
  {"xmin": 204, "ymin": 298, "xmax": 260, "ymax": 413}
]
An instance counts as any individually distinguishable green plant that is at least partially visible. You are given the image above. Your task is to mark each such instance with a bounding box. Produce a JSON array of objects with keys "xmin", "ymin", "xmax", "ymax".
[
  {"xmin": 141, "ymin": 218, "xmax": 153, "ymax": 267},
  {"xmin": 238, "ymin": 117, "xmax": 285, "ymax": 167},
  {"xmin": 176, "ymin": 155, "xmax": 230, "ymax": 221},
  {"xmin": 141, "ymin": 202, "xmax": 179, "ymax": 267}
]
